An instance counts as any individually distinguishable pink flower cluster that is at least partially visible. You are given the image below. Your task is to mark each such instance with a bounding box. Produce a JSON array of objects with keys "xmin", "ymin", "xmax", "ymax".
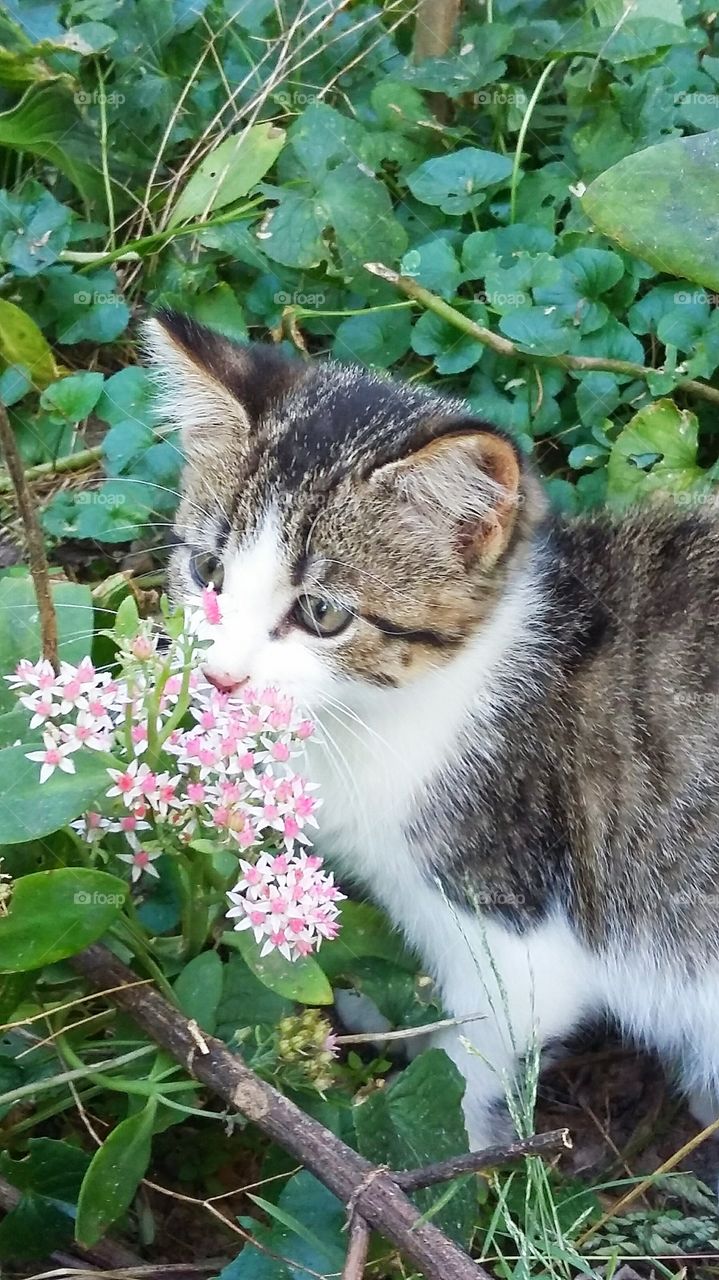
[
  {"xmin": 227, "ymin": 852, "xmax": 344, "ymax": 962},
  {"xmin": 6, "ymin": 609, "xmax": 342, "ymax": 961}
]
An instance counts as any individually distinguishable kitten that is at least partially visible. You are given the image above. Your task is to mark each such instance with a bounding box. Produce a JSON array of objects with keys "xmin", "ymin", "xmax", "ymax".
[{"xmin": 145, "ymin": 310, "xmax": 719, "ymax": 1149}]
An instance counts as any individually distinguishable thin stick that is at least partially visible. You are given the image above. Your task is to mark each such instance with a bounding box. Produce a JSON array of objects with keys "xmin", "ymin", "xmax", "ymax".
[
  {"xmin": 0, "ymin": 401, "xmax": 59, "ymax": 670},
  {"xmin": 364, "ymin": 263, "xmax": 719, "ymax": 408},
  {"xmin": 395, "ymin": 1128, "xmax": 572, "ymax": 1192},
  {"xmin": 71, "ymin": 944, "xmax": 489, "ymax": 1280},
  {"xmin": 0, "ymin": 444, "xmax": 103, "ymax": 494},
  {"xmin": 335, "ymin": 1011, "xmax": 484, "ymax": 1044},
  {"xmin": 342, "ymin": 1215, "xmax": 371, "ymax": 1280}
]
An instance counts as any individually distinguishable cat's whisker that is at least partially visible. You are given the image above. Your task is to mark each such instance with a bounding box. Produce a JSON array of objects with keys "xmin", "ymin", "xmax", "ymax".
[{"xmin": 318, "ymin": 692, "xmax": 396, "ymax": 758}]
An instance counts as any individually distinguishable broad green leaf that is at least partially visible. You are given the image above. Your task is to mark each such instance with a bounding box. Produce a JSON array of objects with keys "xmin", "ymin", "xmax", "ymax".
[
  {"xmin": 332, "ymin": 308, "xmax": 412, "ymax": 368},
  {"xmin": 0, "ymin": 1192, "xmax": 74, "ymax": 1261},
  {"xmin": 0, "ymin": 868, "xmax": 126, "ymax": 972},
  {"xmin": 0, "ymin": 82, "xmax": 100, "ymax": 204},
  {"xmin": 583, "ymin": 130, "xmax": 719, "ymax": 293},
  {"xmin": 319, "ymin": 900, "xmax": 416, "ymax": 979},
  {"xmin": 76, "ymin": 1099, "xmax": 156, "ymax": 1247},
  {"xmin": 173, "ymin": 950, "xmax": 223, "ymax": 1033},
  {"xmin": 0, "ymin": 1138, "xmax": 90, "ymax": 1199},
  {"xmin": 170, "ymin": 123, "xmax": 285, "ymax": 227},
  {"xmin": 40, "ymin": 372, "xmax": 104, "ymax": 422},
  {"xmin": 288, "ymin": 102, "xmax": 367, "ymax": 179},
  {"xmin": 0, "ymin": 748, "xmax": 111, "ymax": 846},
  {"xmin": 221, "ymin": 930, "xmax": 332, "ymax": 1005},
  {"xmin": 318, "ymin": 162, "xmax": 407, "ymax": 277},
  {"xmin": 0, "ymin": 577, "xmax": 93, "ymax": 713},
  {"xmin": 407, "ymin": 147, "xmax": 513, "ymax": 215},
  {"xmin": 353, "ymin": 1048, "xmax": 473, "ymax": 1243},
  {"xmin": 218, "ymin": 1171, "xmax": 345, "ymax": 1280},
  {"xmin": 411, "ymin": 308, "xmax": 485, "ymax": 374},
  {"xmin": 256, "ymin": 187, "xmax": 326, "ymax": 270},
  {"xmin": 42, "ymin": 480, "xmax": 155, "ymax": 545},
  {"xmin": 0, "ymin": 299, "xmax": 57, "ymax": 388},
  {"xmin": 401, "ymin": 239, "xmax": 461, "ymax": 300},
  {"xmin": 215, "ymin": 953, "xmax": 291, "ymax": 1041},
  {"xmin": 186, "ymin": 284, "xmax": 248, "ymax": 342},
  {"xmin": 499, "ymin": 305, "xmax": 577, "ymax": 356},
  {"xmin": 606, "ymin": 399, "xmax": 706, "ymax": 507}
]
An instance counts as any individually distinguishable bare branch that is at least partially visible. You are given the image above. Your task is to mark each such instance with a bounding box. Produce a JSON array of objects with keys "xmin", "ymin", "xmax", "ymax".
[
  {"xmin": 0, "ymin": 401, "xmax": 59, "ymax": 670},
  {"xmin": 70, "ymin": 944, "xmax": 490, "ymax": 1280},
  {"xmin": 395, "ymin": 1128, "xmax": 573, "ymax": 1192}
]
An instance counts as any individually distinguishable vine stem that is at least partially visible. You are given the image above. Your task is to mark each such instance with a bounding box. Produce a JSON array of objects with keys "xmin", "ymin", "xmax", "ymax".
[
  {"xmin": 0, "ymin": 444, "xmax": 103, "ymax": 494},
  {"xmin": 510, "ymin": 60, "xmax": 557, "ymax": 224},
  {"xmin": 0, "ymin": 401, "xmax": 59, "ymax": 670},
  {"xmin": 364, "ymin": 262, "xmax": 719, "ymax": 407}
]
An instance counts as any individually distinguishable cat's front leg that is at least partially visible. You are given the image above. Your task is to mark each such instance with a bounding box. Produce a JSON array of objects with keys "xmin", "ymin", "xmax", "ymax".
[{"xmin": 429, "ymin": 909, "xmax": 601, "ymax": 1150}]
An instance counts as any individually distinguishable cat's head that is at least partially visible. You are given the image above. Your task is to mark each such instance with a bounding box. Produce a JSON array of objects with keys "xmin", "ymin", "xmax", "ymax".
[{"xmin": 143, "ymin": 312, "xmax": 545, "ymax": 710}]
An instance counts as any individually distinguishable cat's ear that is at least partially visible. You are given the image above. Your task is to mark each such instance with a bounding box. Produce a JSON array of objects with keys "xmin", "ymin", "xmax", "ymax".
[
  {"xmin": 370, "ymin": 421, "xmax": 525, "ymax": 568},
  {"xmin": 141, "ymin": 311, "xmax": 304, "ymax": 459}
]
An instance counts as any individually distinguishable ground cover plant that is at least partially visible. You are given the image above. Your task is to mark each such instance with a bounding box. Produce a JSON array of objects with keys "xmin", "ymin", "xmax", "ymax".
[{"xmin": 3, "ymin": 0, "xmax": 719, "ymax": 1275}]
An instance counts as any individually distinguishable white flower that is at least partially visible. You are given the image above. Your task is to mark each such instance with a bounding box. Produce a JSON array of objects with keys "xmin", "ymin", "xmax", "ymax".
[{"xmin": 26, "ymin": 732, "xmax": 77, "ymax": 784}]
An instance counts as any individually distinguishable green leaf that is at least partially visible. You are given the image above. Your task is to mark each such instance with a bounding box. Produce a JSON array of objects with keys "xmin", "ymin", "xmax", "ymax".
[
  {"xmin": 40, "ymin": 371, "xmax": 104, "ymax": 422},
  {"xmin": 606, "ymin": 399, "xmax": 706, "ymax": 507},
  {"xmin": 0, "ymin": 299, "xmax": 57, "ymax": 389},
  {"xmin": 353, "ymin": 1049, "xmax": 473, "ymax": 1243},
  {"xmin": 0, "ymin": 868, "xmax": 126, "ymax": 972},
  {"xmin": 216, "ymin": 953, "xmax": 291, "ymax": 1040},
  {"xmin": 287, "ymin": 102, "xmax": 367, "ymax": 179},
  {"xmin": 0, "ymin": 82, "xmax": 100, "ymax": 204},
  {"xmin": 0, "ymin": 576, "xmax": 93, "ymax": 713},
  {"xmin": 76, "ymin": 1098, "xmax": 157, "ymax": 1247},
  {"xmin": 218, "ymin": 1171, "xmax": 345, "ymax": 1280},
  {"xmin": 170, "ymin": 123, "xmax": 285, "ymax": 226},
  {"xmin": 0, "ymin": 1138, "xmax": 90, "ymax": 1199},
  {"xmin": 411, "ymin": 307, "xmax": 486, "ymax": 374},
  {"xmin": 407, "ymin": 147, "xmax": 513, "ymax": 215},
  {"xmin": 0, "ymin": 1192, "xmax": 74, "ymax": 1261},
  {"xmin": 332, "ymin": 308, "xmax": 412, "ymax": 368},
  {"xmin": 0, "ymin": 364, "xmax": 32, "ymax": 405},
  {"xmin": 583, "ymin": 129, "xmax": 719, "ymax": 293},
  {"xmin": 186, "ymin": 284, "xmax": 248, "ymax": 342},
  {"xmin": 499, "ymin": 305, "xmax": 577, "ymax": 356},
  {"xmin": 221, "ymin": 930, "xmax": 332, "ymax": 1005},
  {"xmin": 401, "ymin": 239, "xmax": 461, "ymax": 300},
  {"xmin": 0, "ymin": 748, "xmax": 111, "ymax": 846},
  {"xmin": 319, "ymin": 900, "xmax": 416, "ymax": 979},
  {"xmin": 257, "ymin": 187, "xmax": 326, "ymax": 270},
  {"xmin": 318, "ymin": 162, "xmax": 407, "ymax": 277},
  {"xmin": 173, "ymin": 950, "xmax": 223, "ymax": 1033}
]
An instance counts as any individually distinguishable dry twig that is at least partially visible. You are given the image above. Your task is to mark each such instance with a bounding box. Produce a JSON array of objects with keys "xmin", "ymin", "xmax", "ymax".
[
  {"xmin": 71, "ymin": 944, "xmax": 492, "ymax": 1280},
  {"xmin": 0, "ymin": 401, "xmax": 58, "ymax": 669}
]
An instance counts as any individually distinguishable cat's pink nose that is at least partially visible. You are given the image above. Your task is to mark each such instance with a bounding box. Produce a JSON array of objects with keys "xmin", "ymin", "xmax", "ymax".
[{"xmin": 203, "ymin": 669, "xmax": 246, "ymax": 694}]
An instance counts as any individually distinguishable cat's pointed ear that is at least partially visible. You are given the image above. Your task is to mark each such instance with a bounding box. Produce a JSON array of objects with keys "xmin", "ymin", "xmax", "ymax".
[
  {"xmin": 141, "ymin": 311, "xmax": 304, "ymax": 459},
  {"xmin": 371, "ymin": 421, "xmax": 528, "ymax": 568}
]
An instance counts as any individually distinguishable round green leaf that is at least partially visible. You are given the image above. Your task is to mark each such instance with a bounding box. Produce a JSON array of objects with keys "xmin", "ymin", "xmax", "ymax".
[
  {"xmin": 0, "ymin": 744, "xmax": 110, "ymax": 843},
  {"xmin": 0, "ymin": 869, "xmax": 126, "ymax": 972},
  {"xmin": 222, "ymin": 930, "xmax": 333, "ymax": 1005},
  {"xmin": 407, "ymin": 147, "xmax": 513, "ymax": 215},
  {"xmin": 583, "ymin": 130, "xmax": 719, "ymax": 293}
]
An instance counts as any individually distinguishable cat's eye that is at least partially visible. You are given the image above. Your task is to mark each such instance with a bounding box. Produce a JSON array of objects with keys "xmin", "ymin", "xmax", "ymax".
[
  {"xmin": 190, "ymin": 550, "xmax": 225, "ymax": 592},
  {"xmin": 291, "ymin": 594, "xmax": 352, "ymax": 638}
]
